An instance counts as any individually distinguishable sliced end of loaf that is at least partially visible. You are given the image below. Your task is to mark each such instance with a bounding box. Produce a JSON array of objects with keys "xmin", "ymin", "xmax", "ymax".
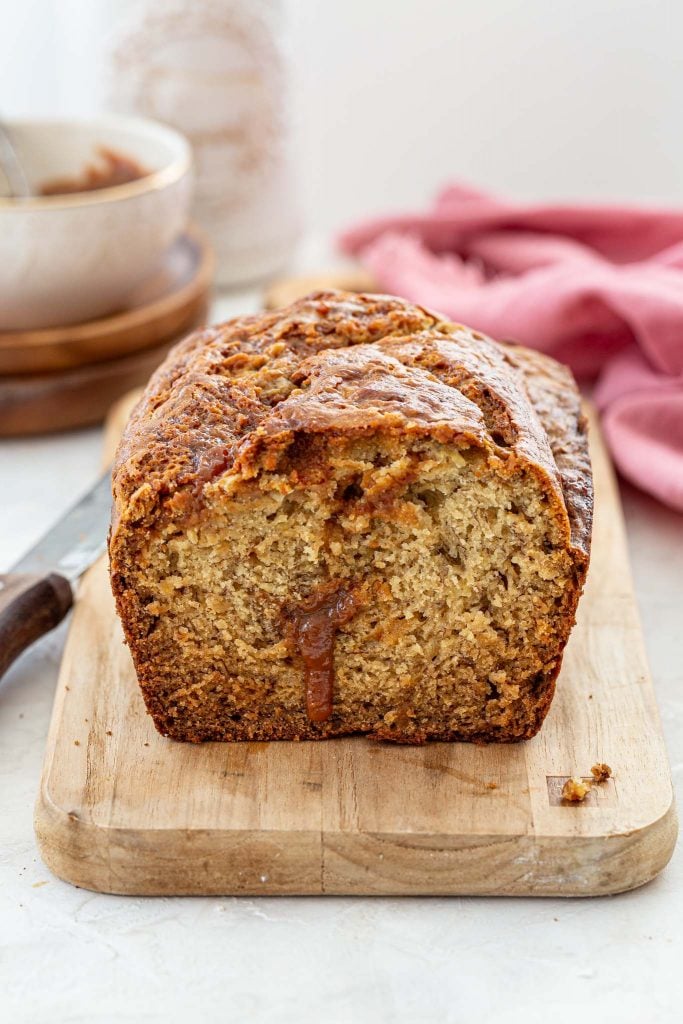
[{"xmin": 112, "ymin": 427, "xmax": 583, "ymax": 742}]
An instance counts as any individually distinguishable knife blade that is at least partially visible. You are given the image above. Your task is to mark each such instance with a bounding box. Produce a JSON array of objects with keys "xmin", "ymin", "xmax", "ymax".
[
  {"xmin": 0, "ymin": 471, "xmax": 112, "ymax": 681},
  {"xmin": 11, "ymin": 471, "xmax": 112, "ymax": 579}
]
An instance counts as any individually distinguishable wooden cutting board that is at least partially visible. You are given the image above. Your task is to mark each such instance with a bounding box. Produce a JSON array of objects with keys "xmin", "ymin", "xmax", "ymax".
[{"xmin": 34, "ymin": 394, "xmax": 677, "ymax": 897}]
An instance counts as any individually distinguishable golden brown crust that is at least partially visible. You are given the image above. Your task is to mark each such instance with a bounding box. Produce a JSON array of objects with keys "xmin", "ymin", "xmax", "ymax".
[
  {"xmin": 112, "ymin": 291, "xmax": 591, "ymax": 555},
  {"xmin": 498, "ymin": 340, "xmax": 592, "ymax": 557},
  {"xmin": 110, "ymin": 291, "xmax": 593, "ymax": 743}
]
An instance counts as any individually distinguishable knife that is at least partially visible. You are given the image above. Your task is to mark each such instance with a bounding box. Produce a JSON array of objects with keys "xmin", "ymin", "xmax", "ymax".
[{"xmin": 0, "ymin": 472, "xmax": 112, "ymax": 680}]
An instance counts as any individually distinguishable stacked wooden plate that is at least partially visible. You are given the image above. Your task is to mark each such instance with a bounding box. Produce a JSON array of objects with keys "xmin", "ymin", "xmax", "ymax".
[{"xmin": 0, "ymin": 227, "xmax": 212, "ymax": 436}]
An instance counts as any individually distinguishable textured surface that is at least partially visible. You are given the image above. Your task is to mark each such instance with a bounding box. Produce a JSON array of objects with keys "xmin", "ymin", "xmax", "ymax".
[
  {"xmin": 110, "ymin": 290, "xmax": 590, "ymax": 546},
  {"xmin": 0, "ymin": 285, "xmax": 681, "ymax": 1024},
  {"xmin": 110, "ymin": 292, "xmax": 592, "ymax": 743},
  {"xmin": 34, "ymin": 391, "xmax": 675, "ymax": 899}
]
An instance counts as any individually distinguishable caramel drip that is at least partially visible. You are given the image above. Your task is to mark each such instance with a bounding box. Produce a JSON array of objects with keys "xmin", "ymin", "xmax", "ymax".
[
  {"xmin": 39, "ymin": 147, "xmax": 148, "ymax": 196},
  {"xmin": 291, "ymin": 586, "xmax": 360, "ymax": 723}
]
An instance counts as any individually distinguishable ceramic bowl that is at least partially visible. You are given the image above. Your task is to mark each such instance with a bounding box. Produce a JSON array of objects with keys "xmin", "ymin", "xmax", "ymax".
[{"xmin": 0, "ymin": 115, "xmax": 193, "ymax": 330}]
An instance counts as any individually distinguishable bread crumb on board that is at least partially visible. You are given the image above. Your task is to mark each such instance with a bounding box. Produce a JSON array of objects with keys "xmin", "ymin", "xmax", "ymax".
[
  {"xmin": 562, "ymin": 777, "xmax": 591, "ymax": 802},
  {"xmin": 562, "ymin": 763, "xmax": 613, "ymax": 803},
  {"xmin": 591, "ymin": 762, "xmax": 612, "ymax": 783},
  {"xmin": 484, "ymin": 781, "xmax": 498, "ymax": 790}
]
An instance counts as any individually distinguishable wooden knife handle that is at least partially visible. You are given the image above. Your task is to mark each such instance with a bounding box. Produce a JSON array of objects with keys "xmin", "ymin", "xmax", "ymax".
[{"xmin": 0, "ymin": 573, "xmax": 73, "ymax": 680}]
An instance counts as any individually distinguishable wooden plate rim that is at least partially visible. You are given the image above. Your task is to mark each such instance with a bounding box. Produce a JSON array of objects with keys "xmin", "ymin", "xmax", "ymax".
[{"xmin": 0, "ymin": 224, "xmax": 213, "ymax": 358}]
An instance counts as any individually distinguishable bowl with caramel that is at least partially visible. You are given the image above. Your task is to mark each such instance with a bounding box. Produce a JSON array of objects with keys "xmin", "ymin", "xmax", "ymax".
[{"xmin": 0, "ymin": 115, "xmax": 193, "ymax": 330}]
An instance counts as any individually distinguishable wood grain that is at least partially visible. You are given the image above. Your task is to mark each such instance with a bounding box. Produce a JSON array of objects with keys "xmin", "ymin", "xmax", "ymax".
[{"xmin": 34, "ymin": 398, "xmax": 677, "ymax": 896}]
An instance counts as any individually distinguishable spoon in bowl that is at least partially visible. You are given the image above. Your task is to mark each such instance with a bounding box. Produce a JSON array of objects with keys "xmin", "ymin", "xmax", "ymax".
[{"xmin": 0, "ymin": 121, "xmax": 31, "ymax": 198}]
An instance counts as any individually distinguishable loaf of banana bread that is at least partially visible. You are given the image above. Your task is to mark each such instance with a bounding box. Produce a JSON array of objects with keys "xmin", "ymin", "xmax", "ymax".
[{"xmin": 109, "ymin": 291, "xmax": 592, "ymax": 743}]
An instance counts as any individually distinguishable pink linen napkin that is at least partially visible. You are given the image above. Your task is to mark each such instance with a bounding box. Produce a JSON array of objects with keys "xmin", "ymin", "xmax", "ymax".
[{"xmin": 339, "ymin": 184, "xmax": 683, "ymax": 512}]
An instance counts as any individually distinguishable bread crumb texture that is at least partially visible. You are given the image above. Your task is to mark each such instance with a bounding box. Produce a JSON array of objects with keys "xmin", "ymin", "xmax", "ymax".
[
  {"xmin": 562, "ymin": 777, "xmax": 591, "ymax": 803},
  {"xmin": 109, "ymin": 291, "xmax": 593, "ymax": 743},
  {"xmin": 591, "ymin": 762, "xmax": 612, "ymax": 782}
]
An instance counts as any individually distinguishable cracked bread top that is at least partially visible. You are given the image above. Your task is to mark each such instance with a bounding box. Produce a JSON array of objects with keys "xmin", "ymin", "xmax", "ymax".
[{"xmin": 111, "ymin": 290, "xmax": 592, "ymax": 560}]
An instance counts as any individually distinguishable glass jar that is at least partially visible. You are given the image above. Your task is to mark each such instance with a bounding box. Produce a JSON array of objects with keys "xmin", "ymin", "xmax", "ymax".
[{"xmin": 105, "ymin": 0, "xmax": 300, "ymax": 286}]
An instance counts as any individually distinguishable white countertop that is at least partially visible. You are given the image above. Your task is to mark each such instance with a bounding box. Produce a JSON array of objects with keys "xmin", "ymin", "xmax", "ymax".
[{"xmin": 1, "ymin": 291, "xmax": 682, "ymax": 1024}]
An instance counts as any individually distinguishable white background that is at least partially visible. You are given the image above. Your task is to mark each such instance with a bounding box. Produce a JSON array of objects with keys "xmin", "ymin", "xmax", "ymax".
[
  {"xmin": 2, "ymin": 3, "xmax": 683, "ymax": 1022},
  {"xmin": 2, "ymin": 0, "xmax": 683, "ymax": 231}
]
